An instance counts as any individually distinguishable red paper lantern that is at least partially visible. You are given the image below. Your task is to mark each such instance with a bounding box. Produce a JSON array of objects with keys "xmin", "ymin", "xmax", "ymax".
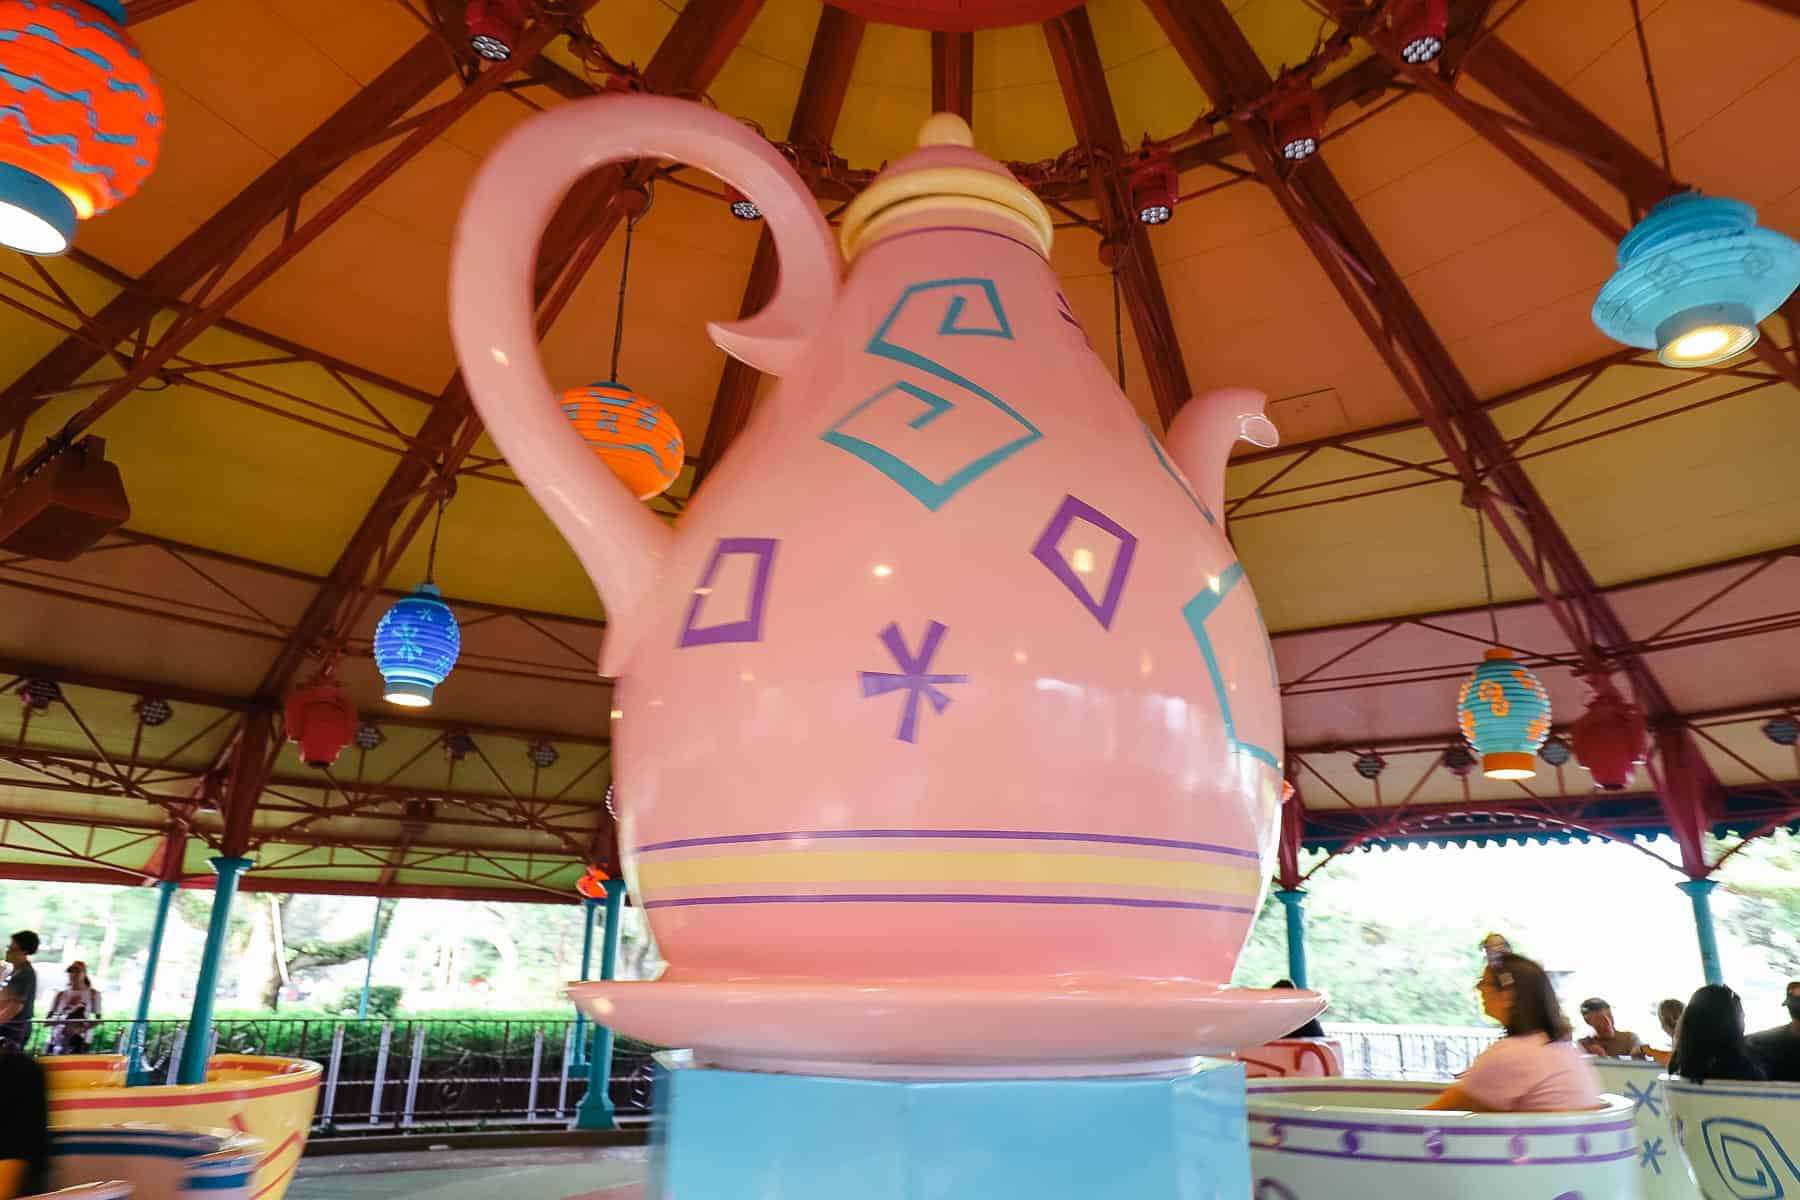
[
  {"xmin": 576, "ymin": 866, "xmax": 611, "ymax": 899},
  {"xmin": 0, "ymin": 0, "xmax": 162, "ymax": 255},
  {"xmin": 1569, "ymin": 687, "xmax": 1649, "ymax": 791},
  {"xmin": 284, "ymin": 679, "xmax": 358, "ymax": 768}
]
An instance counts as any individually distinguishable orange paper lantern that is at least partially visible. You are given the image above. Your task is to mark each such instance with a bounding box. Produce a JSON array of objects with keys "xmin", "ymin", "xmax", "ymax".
[
  {"xmin": 0, "ymin": 0, "xmax": 163, "ymax": 254},
  {"xmin": 560, "ymin": 381, "xmax": 684, "ymax": 500}
]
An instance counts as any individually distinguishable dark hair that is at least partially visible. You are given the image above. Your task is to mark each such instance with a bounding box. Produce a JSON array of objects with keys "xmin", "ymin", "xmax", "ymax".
[
  {"xmin": 9, "ymin": 930, "xmax": 37, "ymax": 955},
  {"xmin": 1658, "ymin": 997, "xmax": 1686, "ymax": 1028},
  {"xmin": 1674, "ymin": 984, "xmax": 1767, "ymax": 1084},
  {"xmin": 1272, "ymin": 979, "xmax": 1297, "ymax": 990},
  {"xmin": 1486, "ymin": 953, "xmax": 1570, "ymax": 1041}
]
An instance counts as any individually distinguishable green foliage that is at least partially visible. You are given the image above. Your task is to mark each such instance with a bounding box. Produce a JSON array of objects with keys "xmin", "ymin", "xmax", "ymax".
[
  {"xmin": 327, "ymin": 985, "xmax": 403, "ymax": 1018},
  {"xmin": 1719, "ymin": 831, "xmax": 1800, "ymax": 981}
]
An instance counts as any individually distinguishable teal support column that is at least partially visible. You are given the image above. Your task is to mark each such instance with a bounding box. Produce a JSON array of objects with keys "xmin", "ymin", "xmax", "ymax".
[
  {"xmin": 571, "ymin": 897, "xmax": 600, "ymax": 1069},
  {"xmin": 177, "ymin": 856, "xmax": 253, "ymax": 1085},
  {"xmin": 1677, "ymin": 878, "xmax": 1723, "ymax": 986},
  {"xmin": 127, "ymin": 880, "xmax": 179, "ymax": 1086},
  {"xmin": 574, "ymin": 879, "xmax": 625, "ymax": 1130},
  {"xmin": 1275, "ymin": 888, "xmax": 1308, "ymax": 990},
  {"xmin": 355, "ymin": 898, "xmax": 384, "ymax": 1019}
]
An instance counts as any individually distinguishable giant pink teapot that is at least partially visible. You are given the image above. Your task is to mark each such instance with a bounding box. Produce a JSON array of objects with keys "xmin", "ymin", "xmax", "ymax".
[{"xmin": 450, "ymin": 99, "xmax": 1313, "ymax": 1066}]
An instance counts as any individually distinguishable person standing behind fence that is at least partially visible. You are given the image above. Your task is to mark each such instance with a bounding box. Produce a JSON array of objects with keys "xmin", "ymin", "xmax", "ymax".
[
  {"xmin": 0, "ymin": 933, "xmax": 38, "ymax": 1053},
  {"xmin": 47, "ymin": 961, "xmax": 100, "ymax": 1055}
]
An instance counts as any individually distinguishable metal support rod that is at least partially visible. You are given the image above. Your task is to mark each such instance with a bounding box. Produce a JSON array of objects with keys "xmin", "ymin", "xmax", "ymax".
[
  {"xmin": 571, "ymin": 897, "xmax": 599, "ymax": 1067},
  {"xmin": 127, "ymin": 879, "xmax": 178, "ymax": 1086},
  {"xmin": 165, "ymin": 1029, "xmax": 184, "ymax": 1084},
  {"xmin": 1676, "ymin": 878, "xmax": 1724, "ymax": 986},
  {"xmin": 527, "ymin": 1029, "xmax": 544, "ymax": 1120},
  {"xmin": 356, "ymin": 897, "xmax": 383, "ymax": 1019},
  {"xmin": 402, "ymin": 1023, "xmax": 425, "ymax": 1127},
  {"xmin": 573, "ymin": 879, "xmax": 625, "ymax": 1130},
  {"xmin": 556, "ymin": 1024, "xmax": 573, "ymax": 1116},
  {"xmin": 176, "ymin": 855, "xmax": 253, "ymax": 1085},
  {"xmin": 370, "ymin": 1022, "xmax": 392, "ymax": 1123},
  {"xmin": 1275, "ymin": 888, "xmax": 1309, "ymax": 990},
  {"xmin": 322, "ymin": 1024, "xmax": 344, "ymax": 1121}
]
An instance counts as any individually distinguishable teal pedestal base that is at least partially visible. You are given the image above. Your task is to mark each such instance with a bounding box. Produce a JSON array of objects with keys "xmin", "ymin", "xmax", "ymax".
[{"xmin": 649, "ymin": 1055, "xmax": 1250, "ymax": 1199}]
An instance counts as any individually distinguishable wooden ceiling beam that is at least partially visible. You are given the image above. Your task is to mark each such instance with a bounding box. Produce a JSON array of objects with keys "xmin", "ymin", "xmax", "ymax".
[
  {"xmin": 0, "ymin": 34, "xmax": 462, "ymax": 440},
  {"xmin": 124, "ymin": 0, "xmax": 206, "ymax": 22},
  {"xmin": 1044, "ymin": 8, "xmax": 1189, "ymax": 428},
  {"xmin": 699, "ymin": 5, "xmax": 864, "ymax": 481},
  {"xmin": 931, "ymin": 32, "xmax": 975, "ymax": 122},
  {"xmin": 1141, "ymin": 0, "xmax": 1728, "ymax": 859},
  {"xmin": 260, "ymin": 0, "xmax": 769, "ymax": 701}
]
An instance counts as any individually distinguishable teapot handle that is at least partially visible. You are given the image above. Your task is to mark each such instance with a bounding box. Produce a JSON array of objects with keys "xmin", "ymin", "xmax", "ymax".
[{"xmin": 449, "ymin": 96, "xmax": 837, "ymax": 674}]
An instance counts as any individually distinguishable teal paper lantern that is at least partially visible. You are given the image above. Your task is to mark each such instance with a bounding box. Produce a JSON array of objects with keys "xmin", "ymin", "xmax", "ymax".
[
  {"xmin": 1593, "ymin": 193, "xmax": 1800, "ymax": 367},
  {"xmin": 374, "ymin": 583, "xmax": 461, "ymax": 707},
  {"xmin": 1455, "ymin": 648, "xmax": 1552, "ymax": 780}
]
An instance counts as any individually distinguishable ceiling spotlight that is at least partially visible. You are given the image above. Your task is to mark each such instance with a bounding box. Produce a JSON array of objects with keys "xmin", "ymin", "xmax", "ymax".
[
  {"xmin": 445, "ymin": 731, "xmax": 477, "ymax": 762},
  {"xmin": 354, "ymin": 723, "xmax": 385, "ymax": 751},
  {"xmin": 135, "ymin": 697, "xmax": 173, "ymax": 727},
  {"xmin": 1394, "ymin": 0, "xmax": 1449, "ymax": 65},
  {"xmin": 1443, "ymin": 743, "xmax": 1476, "ymax": 777},
  {"xmin": 726, "ymin": 186, "xmax": 762, "ymax": 221},
  {"xmin": 1270, "ymin": 79, "xmax": 1326, "ymax": 163},
  {"xmin": 527, "ymin": 741, "xmax": 560, "ymax": 768},
  {"xmin": 19, "ymin": 679, "xmax": 61, "ymax": 711},
  {"xmin": 1765, "ymin": 717, "xmax": 1800, "ymax": 747},
  {"xmin": 1539, "ymin": 736, "xmax": 1572, "ymax": 767},
  {"xmin": 1129, "ymin": 151, "xmax": 1179, "ymax": 226},
  {"xmin": 466, "ymin": 0, "xmax": 529, "ymax": 62},
  {"xmin": 1353, "ymin": 751, "xmax": 1386, "ymax": 780}
]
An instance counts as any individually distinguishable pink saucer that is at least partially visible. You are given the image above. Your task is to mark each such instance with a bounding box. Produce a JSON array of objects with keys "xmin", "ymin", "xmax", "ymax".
[{"xmin": 567, "ymin": 977, "xmax": 1325, "ymax": 1077}]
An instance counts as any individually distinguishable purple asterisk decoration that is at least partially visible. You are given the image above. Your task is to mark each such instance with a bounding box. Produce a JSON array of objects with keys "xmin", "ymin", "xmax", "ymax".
[{"xmin": 860, "ymin": 620, "xmax": 969, "ymax": 743}]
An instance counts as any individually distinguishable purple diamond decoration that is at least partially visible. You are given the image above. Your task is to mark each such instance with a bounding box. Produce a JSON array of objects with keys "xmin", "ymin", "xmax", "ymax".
[
  {"xmin": 1030, "ymin": 494, "xmax": 1138, "ymax": 630},
  {"xmin": 1423, "ymin": 1130, "xmax": 1445, "ymax": 1159},
  {"xmin": 1341, "ymin": 1130, "xmax": 1361, "ymax": 1155},
  {"xmin": 1510, "ymin": 1133, "xmax": 1529, "ymax": 1162},
  {"xmin": 677, "ymin": 537, "xmax": 778, "ymax": 648}
]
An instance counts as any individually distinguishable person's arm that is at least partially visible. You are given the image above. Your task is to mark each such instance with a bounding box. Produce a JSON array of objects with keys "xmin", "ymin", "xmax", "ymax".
[
  {"xmin": 0, "ymin": 1157, "xmax": 27, "ymax": 1200},
  {"xmin": 1424, "ymin": 1083, "xmax": 1499, "ymax": 1112},
  {"xmin": 0, "ymin": 989, "xmax": 20, "ymax": 1023}
]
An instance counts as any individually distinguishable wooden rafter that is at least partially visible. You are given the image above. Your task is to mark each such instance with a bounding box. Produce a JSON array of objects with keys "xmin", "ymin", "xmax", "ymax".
[
  {"xmin": 124, "ymin": 0, "xmax": 205, "ymax": 22},
  {"xmin": 931, "ymin": 32, "xmax": 975, "ymax": 122},
  {"xmin": 1140, "ymin": 0, "xmax": 1729, "ymax": 867},
  {"xmin": 1043, "ymin": 8, "xmax": 1189, "ymax": 428},
  {"xmin": 699, "ymin": 5, "xmax": 866, "ymax": 480}
]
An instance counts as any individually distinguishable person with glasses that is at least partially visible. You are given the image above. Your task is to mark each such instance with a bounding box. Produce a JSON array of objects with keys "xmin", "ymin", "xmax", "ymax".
[
  {"xmin": 0, "ymin": 933, "xmax": 38, "ymax": 1053},
  {"xmin": 1425, "ymin": 953, "xmax": 1603, "ymax": 1112}
]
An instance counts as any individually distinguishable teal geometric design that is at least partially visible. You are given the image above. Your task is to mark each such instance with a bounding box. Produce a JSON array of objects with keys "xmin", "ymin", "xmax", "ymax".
[
  {"xmin": 1181, "ymin": 561, "xmax": 1280, "ymax": 770},
  {"xmin": 1144, "ymin": 422, "xmax": 1216, "ymax": 525},
  {"xmin": 822, "ymin": 278, "xmax": 1041, "ymax": 511}
]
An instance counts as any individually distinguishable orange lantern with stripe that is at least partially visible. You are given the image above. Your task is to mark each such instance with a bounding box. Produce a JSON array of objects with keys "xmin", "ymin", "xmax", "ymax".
[
  {"xmin": 1456, "ymin": 647, "xmax": 1552, "ymax": 780},
  {"xmin": 0, "ymin": 0, "xmax": 163, "ymax": 254},
  {"xmin": 560, "ymin": 381, "xmax": 684, "ymax": 500}
]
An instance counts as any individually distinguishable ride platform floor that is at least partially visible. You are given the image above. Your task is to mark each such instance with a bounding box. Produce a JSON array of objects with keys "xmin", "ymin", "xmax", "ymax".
[{"xmin": 290, "ymin": 1146, "xmax": 649, "ymax": 1200}]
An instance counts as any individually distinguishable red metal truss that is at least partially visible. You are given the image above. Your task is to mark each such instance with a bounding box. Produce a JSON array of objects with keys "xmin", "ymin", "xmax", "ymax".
[
  {"xmin": 700, "ymin": 4, "xmax": 866, "ymax": 479},
  {"xmin": 123, "ymin": 0, "xmax": 205, "ymax": 21},
  {"xmin": 1141, "ymin": 0, "xmax": 1733, "ymax": 874},
  {"xmin": 1043, "ymin": 8, "xmax": 1190, "ymax": 428},
  {"xmin": 931, "ymin": 32, "xmax": 976, "ymax": 123}
]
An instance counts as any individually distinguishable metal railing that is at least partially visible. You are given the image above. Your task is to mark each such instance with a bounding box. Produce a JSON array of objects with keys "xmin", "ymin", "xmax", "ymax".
[
  {"xmin": 22, "ymin": 1017, "xmax": 657, "ymax": 1134},
  {"xmin": 1326, "ymin": 1022, "xmax": 1498, "ymax": 1081}
]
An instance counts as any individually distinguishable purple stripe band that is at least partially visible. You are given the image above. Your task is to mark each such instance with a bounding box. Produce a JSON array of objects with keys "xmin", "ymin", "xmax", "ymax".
[
  {"xmin": 642, "ymin": 893, "xmax": 1256, "ymax": 914},
  {"xmin": 637, "ymin": 828, "xmax": 1262, "ymax": 859},
  {"xmin": 1248, "ymin": 1114, "xmax": 1634, "ymax": 1137},
  {"xmin": 1258, "ymin": 1144, "xmax": 1638, "ymax": 1167}
]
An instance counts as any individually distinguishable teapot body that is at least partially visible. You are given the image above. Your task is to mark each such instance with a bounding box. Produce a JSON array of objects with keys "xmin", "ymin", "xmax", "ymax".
[{"xmin": 616, "ymin": 220, "xmax": 1284, "ymax": 983}]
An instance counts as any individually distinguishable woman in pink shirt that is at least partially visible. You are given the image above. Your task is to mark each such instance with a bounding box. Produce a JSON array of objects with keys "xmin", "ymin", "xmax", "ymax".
[{"xmin": 1425, "ymin": 953, "xmax": 1604, "ymax": 1113}]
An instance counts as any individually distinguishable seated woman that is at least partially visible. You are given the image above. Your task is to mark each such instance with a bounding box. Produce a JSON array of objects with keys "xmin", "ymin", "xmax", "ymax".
[
  {"xmin": 0, "ymin": 1045, "xmax": 48, "ymax": 1200},
  {"xmin": 1671, "ymin": 984, "xmax": 1766, "ymax": 1083},
  {"xmin": 1426, "ymin": 952, "xmax": 1602, "ymax": 1112},
  {"xmin": 1646, "ymin": 996, "xmax": 1685, "ymax": 1066}
]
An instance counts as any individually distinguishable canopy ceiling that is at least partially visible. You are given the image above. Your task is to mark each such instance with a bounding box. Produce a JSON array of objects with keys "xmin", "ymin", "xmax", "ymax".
[{"xmin": 0, "ymin": 0, "xmax": 1795, "ymax": 900}]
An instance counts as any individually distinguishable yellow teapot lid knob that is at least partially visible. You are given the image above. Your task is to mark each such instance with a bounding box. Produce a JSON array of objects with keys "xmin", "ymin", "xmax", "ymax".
[{"xmin": 919, "ymin": 112, "xmax": 974, "ymax": 149}]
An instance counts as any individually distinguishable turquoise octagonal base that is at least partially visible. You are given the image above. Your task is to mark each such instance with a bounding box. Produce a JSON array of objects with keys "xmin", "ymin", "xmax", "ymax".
[{"xmin": 647, "ymin": 1054, "xmax": 1251, "ymax": 1199}]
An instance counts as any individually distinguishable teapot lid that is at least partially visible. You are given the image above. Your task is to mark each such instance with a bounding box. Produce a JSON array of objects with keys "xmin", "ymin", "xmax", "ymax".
[{"xmin": 838, "ymin": 114, "xmax": 1055, "ymax": 261}]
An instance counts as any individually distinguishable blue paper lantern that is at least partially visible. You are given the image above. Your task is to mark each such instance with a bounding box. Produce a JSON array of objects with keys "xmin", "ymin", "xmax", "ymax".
[
  {"xmin": 374, "ymin": 582, "xmax": 460, "ymax": 707},
  {"xmin": 1592, "ymin": 193, "xmax": 1800, "ymax": 367},
  {"xmin": 1455, "ymin": 648, "xmax": 1552, "ymax": 780}
]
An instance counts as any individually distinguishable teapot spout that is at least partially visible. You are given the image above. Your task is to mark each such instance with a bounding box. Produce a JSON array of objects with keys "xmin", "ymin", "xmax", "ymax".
[{"xmin": 1163, "ymin": 387, "xmax": 1278, "ymax": 528}]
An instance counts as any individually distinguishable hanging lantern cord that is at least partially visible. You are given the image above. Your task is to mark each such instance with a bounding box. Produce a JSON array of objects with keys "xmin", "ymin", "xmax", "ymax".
[
  {"xmin": 1112, "ymin": 257, "xmax": 1126, "ymax": 391},
  {"xmin": 1626, "ymin": 0, "xmax": 1674, "ymax": 178},
  {"xmin": 609, "ymin": 206, "xmax": 639, "ymax": 384},
  {"xmin": 424, "ymin": 484, "xmax": 447, "ymax": 587},
  {"xmin": 1476, "ymin": 508, "xmax": 1500, "ymax": 647}
]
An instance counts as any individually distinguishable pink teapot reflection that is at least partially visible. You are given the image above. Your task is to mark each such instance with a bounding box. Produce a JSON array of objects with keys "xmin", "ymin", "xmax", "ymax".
[{"xmin": 450, "ymin": 100, "xmax": 1288, "ymax": 1008}]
